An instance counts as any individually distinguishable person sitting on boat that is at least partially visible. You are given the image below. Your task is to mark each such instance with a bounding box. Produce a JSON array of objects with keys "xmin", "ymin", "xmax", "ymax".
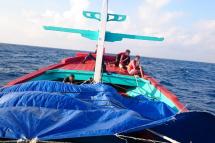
[
  {"xmin": 82, "ymin": 50, "xmax": 96, "ymax": 64},
  {"xmin": 109, "ymin": 49, "xmax": 131, "ymax": 69},
  {"xmin": 63, "ymin": 74, "xmax": 75, "ymax": 84},
  {"xmin": 127, "ymin": 55, "xmax": 141, "ymax": 75},
  {"xmin": 82, "ymin": 45, "xmax": 105, "ymax": 64},
  {"xmin": 82, "ymin": 77, "xmax": 94, "ymax": 84},
  {"xmin": 82, "ymin": 45, "xmax": 107, "ymax": 73}
]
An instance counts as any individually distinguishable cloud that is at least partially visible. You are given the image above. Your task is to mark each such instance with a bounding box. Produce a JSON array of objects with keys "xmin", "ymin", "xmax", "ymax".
[
  {"xmin": 22, "ymin": 0, "xmax": 215, "ymax": 63},
  {"xmin": 137, "ymin": 0, "xmax": 185, "ymax": 37},
  {"xmin": 177, "ymin": 20, "xmax": 215, "ymax": 62},
  {"xmin": 41, "ymin": 0, "xmax": 91, "ymax": 28},
  {"xmin": 124, "ymin": 0, "xmax": 215, "ymax": 63},
  {"xmin": 187, "ymin": 20, "xmax": 215, "ymax": 49},
  {"xmin": 23, "ymin": 0, "xmax": 91, "ymax": 27},
  {"xmin": 0, "ymin": 0, "xmax": 93, "ymax": 50},
  {"xmin": 0, "ymin": 0, "xmax": 214, "ymax": 63}
]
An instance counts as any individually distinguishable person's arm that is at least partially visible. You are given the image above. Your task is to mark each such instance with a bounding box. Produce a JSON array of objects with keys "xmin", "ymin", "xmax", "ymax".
[
  {"xmin": 63, "ymin": 77, "xmax": 70, "ymax": 83},
  {"xmin": 119, "ymin": 54, "xmax": 124, "ymax": 62},
  {"xmin": 121, "ymin": 57, "xmax": 129, "ymax": 63},
  {"xmin": 120, "ymin": 54, "xmax": 128, "ymax": 64},
  {"xmin": 135, "ymin": 61, "xmax": 141, "ymax": 69},
  {"xmin": 63, "ymin": 78, "xmax": 66, "ymax": 83},
  {"xmin": 131, "ymin": 60, "xmax": 136, "ymax": 68}
]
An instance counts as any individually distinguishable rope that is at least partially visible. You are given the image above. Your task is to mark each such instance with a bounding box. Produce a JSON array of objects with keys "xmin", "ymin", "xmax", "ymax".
[
  {"xmin": 80, "ymin": 78, "xmax": 94, "ymax": 85},
  {"xmin": 146, "ymin": 81, "xmax": 162, "ymax": 101},
  {"xmin": 146, "ymin": 129, "xmax": 180, "ymax": 143},
  {"xmin": 134, "ymin": 75, "xmax": 139, "ymax": 87},
  {"xmin": 115, "ymin": 134, "xmax": 167, "ymax": 143},
  {"xmin": 109, "ymin": 82, "xmax": 160, "ymax": 101}
]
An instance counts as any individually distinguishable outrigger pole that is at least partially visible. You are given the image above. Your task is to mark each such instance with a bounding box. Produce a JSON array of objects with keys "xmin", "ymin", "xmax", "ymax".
[{"xmin": 43, "ymin": 0, "xmax": 164, "ymax": 83}]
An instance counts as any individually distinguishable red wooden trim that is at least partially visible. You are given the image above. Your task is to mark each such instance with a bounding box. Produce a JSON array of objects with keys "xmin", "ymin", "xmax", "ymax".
[
  {"xmin": 5, "ymin": 57, "xmax": 80, "ymax": 87},
  {"xmin": 5, "ymin": 63, "xmax": 63, "ymax": 87}
]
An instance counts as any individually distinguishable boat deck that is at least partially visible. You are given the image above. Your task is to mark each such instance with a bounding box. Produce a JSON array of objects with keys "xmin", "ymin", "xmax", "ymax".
[
  {"xmin": 6, "ymin": 52, "xmax": 129, "ymax": 86},
  {"xmin": 61, "ymin": 53, "xmax": 128, "ymax": 75}
]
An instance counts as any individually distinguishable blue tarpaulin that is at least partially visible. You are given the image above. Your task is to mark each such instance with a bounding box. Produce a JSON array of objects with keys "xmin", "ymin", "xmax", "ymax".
[{"xmin": 0, "ymin": 81, "xmax": 176, "ymax": 141}]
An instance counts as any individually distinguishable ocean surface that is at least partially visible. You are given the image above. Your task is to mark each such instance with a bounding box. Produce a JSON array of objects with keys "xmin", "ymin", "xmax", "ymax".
[{"xmin": 0, "ymin": 43, "xmax": 214, "ymax": 114}]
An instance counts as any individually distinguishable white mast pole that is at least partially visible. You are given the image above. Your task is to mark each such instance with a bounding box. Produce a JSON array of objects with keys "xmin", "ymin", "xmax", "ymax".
[{"xmin": 94, "ymin": 0, "xmax": 108, "ymax": 83}]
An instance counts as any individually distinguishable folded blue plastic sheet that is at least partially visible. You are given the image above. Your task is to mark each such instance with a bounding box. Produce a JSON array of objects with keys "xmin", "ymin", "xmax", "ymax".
[{"xmin": 0, "ymin": 81, "xmax": 176, "ymax": 141}]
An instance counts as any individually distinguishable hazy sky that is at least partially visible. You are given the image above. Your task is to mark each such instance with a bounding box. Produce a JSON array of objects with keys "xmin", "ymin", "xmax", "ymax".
[{"xmin": 0, "ymin": 0, "xmax": 215, "ymax": 63}]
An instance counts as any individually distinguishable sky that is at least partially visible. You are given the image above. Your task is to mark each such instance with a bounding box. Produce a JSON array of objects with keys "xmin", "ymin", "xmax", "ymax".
[{"xmin": 0, "ymin": 0, "xmax": 215, "ymax": 63}]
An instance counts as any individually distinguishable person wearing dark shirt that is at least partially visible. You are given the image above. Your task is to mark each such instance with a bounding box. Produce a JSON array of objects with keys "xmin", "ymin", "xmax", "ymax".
[
  {"xmin": 82, "ymin": 50, "xmax": 96, "ymax": 64},
  {"xmin": 82, "ymin": 45, "xmax": 107, "ymax": 73},
  {"xmin": 82, "ymin": 45, "xmax": 106, "ymax": 64},
  {"xmin": 110, "ymin": 49, "xmax": 131, "ymax": 69},
  {"xmin": 63, "ymin": 74, "xmax": 75, "ymax": 84}
]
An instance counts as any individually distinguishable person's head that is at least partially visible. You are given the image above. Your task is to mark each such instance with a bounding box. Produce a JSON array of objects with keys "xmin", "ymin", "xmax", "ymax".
[
  {"xmin": 89, "ymin": 77, "xmax": 94, "ymax": 82},
  {"xmin": 125, "ymin": 49, "xmax": 131, "ymax": 56},
  {"xmin": 69, "ymin": 74, "xmax": 75, "ymax": 81},
  {"xmin": 135, "ymin": 55, "xmax": 140, "ymax": 61}
]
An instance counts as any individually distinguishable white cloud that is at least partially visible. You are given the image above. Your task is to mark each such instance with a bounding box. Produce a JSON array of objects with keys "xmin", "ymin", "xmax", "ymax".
[
  {"xmin": 1, "ymin": 0, "xmax": 96, "ymax": 51},
  {"xmin": 137, "ymin": 0, "xmax": 184, "ymax": 36},
  {"xmin": 23, "ymin": 0, "xmax": 91, "ymax": 28},
  {"xmin": 122, "ymin": 0, "xmax": 215, "ymax": 63},
  {"xmin": 41, "ymin": 0, "xmax": 91, "ymax": 28},
  {"xmin": 188, "ymin": 20, "xmax": 215, "ymax": 48},
  {"xmin": 0, "ymin": 0, "xmax": 214, "ymax": 63}
]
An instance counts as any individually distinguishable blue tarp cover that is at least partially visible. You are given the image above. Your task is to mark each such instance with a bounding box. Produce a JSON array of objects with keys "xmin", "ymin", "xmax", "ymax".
[{"xmin": 0, "ymin": 81, "xmax": 176, "ymax": 140}]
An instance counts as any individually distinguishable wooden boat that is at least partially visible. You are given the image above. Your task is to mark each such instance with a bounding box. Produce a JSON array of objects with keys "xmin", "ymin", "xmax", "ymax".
[
  {"xmin": 3, "ymin": 53, "xmax": 188, "ymax": 142},
  {"xmin": 6, "ymin": 52, "xmax": 187, "ymax": 113},
  {"xmin": 0, "ymin": 0, "xmax": 214, "ymax": 143}
]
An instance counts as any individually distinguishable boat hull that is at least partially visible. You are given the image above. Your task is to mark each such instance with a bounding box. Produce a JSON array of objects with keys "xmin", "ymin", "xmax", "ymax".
[
  {"xmin": 5, "ymin": 52, "xmax": 187, "ymax": 112},
  {"xmin": 3, "ymin": 52, "xmax": 211, "ymax": 142}
]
